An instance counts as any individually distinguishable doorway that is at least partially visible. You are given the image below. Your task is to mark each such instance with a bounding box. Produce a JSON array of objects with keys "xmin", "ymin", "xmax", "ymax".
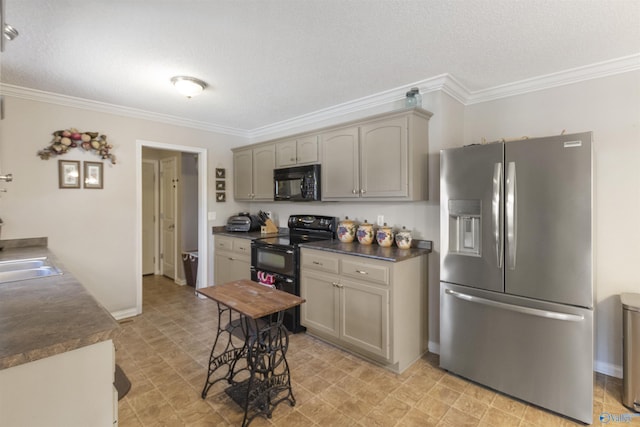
[{"xmin": 136, "ymin": 140, "xmax": 208, "ymax": 315}]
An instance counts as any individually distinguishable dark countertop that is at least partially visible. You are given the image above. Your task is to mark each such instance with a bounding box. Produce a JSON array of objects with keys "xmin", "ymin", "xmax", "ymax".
[
  {"xmin": 212, "ymin": 226, "xmax": 432, "ymax": 262},
  {"xmin": 299, "ymin": 239, "xmax": 432, "ymax": 262},
  {"xmin": 0, "ymin": 238, "xmax": 120, "ymax": 370},
  {"xmin": 212, "ymin": 226, "xmax": 287, "ymax": 240}
]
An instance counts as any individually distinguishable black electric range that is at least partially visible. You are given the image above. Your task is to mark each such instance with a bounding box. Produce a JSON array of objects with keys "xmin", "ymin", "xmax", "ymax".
[{"xmin": 250, "ymin": 215, "xmax": 336, "ymax": 333}]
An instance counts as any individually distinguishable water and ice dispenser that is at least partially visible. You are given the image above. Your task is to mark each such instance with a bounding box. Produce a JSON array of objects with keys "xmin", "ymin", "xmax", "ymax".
[{"xmin": 448, "ymin": 200, "xmax": 481, "ymax": 257}]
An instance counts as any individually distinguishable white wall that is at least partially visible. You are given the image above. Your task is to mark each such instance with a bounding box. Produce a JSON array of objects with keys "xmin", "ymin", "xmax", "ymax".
[
  {"xmin": 0, "ymin": 97, "xmax": 248, "ymax": 313},
  {"xmin": 463, "ymin": 70, "xmax": 640, "ymax": 376}
]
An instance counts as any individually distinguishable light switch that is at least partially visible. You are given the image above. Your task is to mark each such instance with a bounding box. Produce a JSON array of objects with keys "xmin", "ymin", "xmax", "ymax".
[{"xmin": 207, "ymin": 212, "xmax": 216, "ymax": 221}]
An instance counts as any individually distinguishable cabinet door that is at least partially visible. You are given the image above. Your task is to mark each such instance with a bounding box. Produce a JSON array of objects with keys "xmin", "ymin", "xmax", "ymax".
[
  {"xmin": 296, "ymin": 136, "xmax": 319, "ymax": 164},
  {"xmin": 340, "ymin": 278, "xmax": 390, "ymax": 359},
  {"xmin": 214, "ymin": 252, "xmax": 250, "ymax": 285},
  {"xmin": 360, "ymin": 116, "xmax": 408, "ymax": 198},
  {"xmin": 275, "ymin": 140, "xmax": 297, "ymax": 168},
  {"xmin": 321, "ymin": 127, "xmax": 359, "ymax": 200},
  {"xmin": 300, "ymin": 271, "xmax": 340, "ymax": 338},
  {"xmin": 233, "ymin": 149, "xmax": 253, "ymax": 201},
  {"xmin": 252, "ymin": 145, "xmax": 276, "ymax": 200},
  {"xmin": 229, "ymin": 257, "xmax": 251, "ymax": 282}
]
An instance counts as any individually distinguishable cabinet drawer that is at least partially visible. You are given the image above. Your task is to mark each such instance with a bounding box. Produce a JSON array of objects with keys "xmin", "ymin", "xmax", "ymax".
[
  {"xmin": 301, "ymin": 250, "xmax": 339, "ymax": 274},
  {"xmin": 215, "ymin": 236, "xmax": 252, "ymax": 256},
  {"xmin": 234, "ymin": 239, "xmax": 251, "ymax": 255},
  {"xmin": 341, "ymin": 258, "xmax": 390, "ymax": 285},
  {"xmin": 215, "ymin": 236, "xmax": 234, "ymax": 252}
]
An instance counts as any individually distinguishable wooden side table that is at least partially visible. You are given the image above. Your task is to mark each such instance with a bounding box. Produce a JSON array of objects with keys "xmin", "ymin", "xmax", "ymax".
[{"xmin": 197, "ymin": 279, "xmax": 305, "ymax": 426}]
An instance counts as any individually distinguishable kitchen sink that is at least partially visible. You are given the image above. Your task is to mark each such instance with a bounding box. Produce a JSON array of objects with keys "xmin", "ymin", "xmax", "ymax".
[{"xmin": 0, "ymin": 257, "xmax": 63, "ymax": 283}]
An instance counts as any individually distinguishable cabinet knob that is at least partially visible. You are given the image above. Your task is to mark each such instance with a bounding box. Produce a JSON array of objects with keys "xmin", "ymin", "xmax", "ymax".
[
  {"xmin": 352, "ymin": 189, "xmax": 358, "ymax": 194},
  {"xmin": 332, "ymin": 282, "xmax": 339, "ymax": 287},
  {"xmin": 290, "ymin": 157, "xmax": 295, "ymax": 161},
  {"xmin": 360, "ymin": 189, "xmax": 366, "ymax": 194},
  {"xmin": 355, "ymin": 269, "xmax": 368, "ymax": 275}
]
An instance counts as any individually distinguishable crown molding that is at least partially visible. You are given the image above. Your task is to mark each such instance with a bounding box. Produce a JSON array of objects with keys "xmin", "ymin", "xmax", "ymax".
[
  {"xmin": 0, "ymin": 83, "xmax": 250, "ymax": 138},
  {"xmin": 464, "ymin": 53, "xmax": 640, "ymax": 105},
  {"xmin": 1, "ymin": 54, "xmax": 637, "ymax": 139},
  {"xmin": 248, "ymin": 74, "xmax": 461, "ymax": 139}
]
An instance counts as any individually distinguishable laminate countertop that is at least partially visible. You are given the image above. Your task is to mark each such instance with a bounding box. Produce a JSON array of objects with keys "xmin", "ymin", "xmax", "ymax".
[
  {"xmin": 0, "ymin": 238, "xmax": 120, "ymax": 370},
  {"xmin": 212, "ymin": 227, "xmax": 432, "ymax": 262},
  {"xmin": 299, "ymin": 239, "xmax": 432, "ymax": 262}
]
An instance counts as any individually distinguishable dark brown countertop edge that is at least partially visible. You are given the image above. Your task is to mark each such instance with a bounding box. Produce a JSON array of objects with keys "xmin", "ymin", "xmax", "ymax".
[
  {"xmin": 0, "ymin": 240, "xmax": 120, "ymax": 370},
  {"xmin": 212, "ymin": 227, "xmax": 288, "ymax": 239},
  {"xmin": 0, "ymin": 237, "xmax": 48, "ymax": 250},
  {"xmin": 299, "ymin": 239, "xmax": 432, "ymax": 262}
]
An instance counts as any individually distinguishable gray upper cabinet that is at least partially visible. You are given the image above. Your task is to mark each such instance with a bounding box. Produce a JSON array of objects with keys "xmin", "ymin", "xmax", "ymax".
[
  {"xmin": 275, "ymin": 135, "xmax": 319, "ymax": 168},
  {"xmin": 232, "ymin": 107, "xmax": 431, "ymax": 203},
  {"xmin": 320, "ymin": 127, "xmax": 360, "ymax": 199},
  {"xmin": 321, "ymin": 108, "xmax": 431, "ymax": 201},
  {"xmin": 360, "ymin": 116, "xmax": 408, "ymax": 198},
  {"xmin": 233, "ymin": 144, "xmax": 275, "ymax": 201}
]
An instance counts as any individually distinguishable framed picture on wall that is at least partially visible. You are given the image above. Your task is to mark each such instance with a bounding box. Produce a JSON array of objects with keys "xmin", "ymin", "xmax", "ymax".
[
  {"xmin": 216, "ymin": 192, "xmax": 226, "ymax": 202},
  {"xmin": 84, "ymin": 161, "xmax": 103, "ymax": 189},
  {"xmin": 58, "ymin": 160, "xmax": 81, "ymax": 189},
  {"xmin": 215, "ymin": 168, "xmax": 225, "ymax": 179},
  {"xmin": 216, "ymin": 180, "xmax": 225, "ymax": 191}
]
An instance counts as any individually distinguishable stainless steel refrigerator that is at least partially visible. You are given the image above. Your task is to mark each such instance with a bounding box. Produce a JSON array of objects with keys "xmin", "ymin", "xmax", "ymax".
[{"xmin": 440, "ymin": 132, "xmax": 593, "ymax": 424}]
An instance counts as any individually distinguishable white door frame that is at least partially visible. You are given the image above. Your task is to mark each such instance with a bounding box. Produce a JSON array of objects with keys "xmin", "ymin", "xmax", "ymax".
[
  {"xmin": 135, "ymin": 140, "xmax": 208, "ymax": 315},
  {"xmin": 142, "ymin": 159, "xmax": 160, "ymax": 275}
]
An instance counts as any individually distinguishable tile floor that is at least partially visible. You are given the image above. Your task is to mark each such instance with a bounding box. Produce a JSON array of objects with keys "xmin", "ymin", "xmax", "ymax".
[{"xmin": 115, "ymin": 275, "xmax": 633, "ymax": 426}]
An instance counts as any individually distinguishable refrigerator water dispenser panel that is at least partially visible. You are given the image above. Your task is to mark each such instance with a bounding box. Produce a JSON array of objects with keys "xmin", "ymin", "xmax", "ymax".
[{"xmin": 448, "ymin": 199, "xmax": 481, "ymax": 256}]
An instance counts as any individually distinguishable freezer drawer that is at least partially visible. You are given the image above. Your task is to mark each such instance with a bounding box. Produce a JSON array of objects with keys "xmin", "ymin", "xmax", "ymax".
[{"xmin": 440, "ymin": 282, "xmax": 593, "ymax": 424}]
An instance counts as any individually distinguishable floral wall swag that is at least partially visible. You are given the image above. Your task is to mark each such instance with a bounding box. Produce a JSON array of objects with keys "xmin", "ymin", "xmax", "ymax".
[{"xmin": 38, "ymin": 128, "xmax": 117, "ymax": 164}]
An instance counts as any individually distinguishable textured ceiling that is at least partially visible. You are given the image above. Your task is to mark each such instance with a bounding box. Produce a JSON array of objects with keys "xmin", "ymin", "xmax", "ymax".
[{"xmin": 1, "ymin": 0, "xmax": 639, "ymax": 132}]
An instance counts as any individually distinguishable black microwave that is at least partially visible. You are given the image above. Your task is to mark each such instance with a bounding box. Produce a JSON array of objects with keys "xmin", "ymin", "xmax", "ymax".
[{"xmin": 274, "ymin": 164, "xmax": 321, "ymax": 201}]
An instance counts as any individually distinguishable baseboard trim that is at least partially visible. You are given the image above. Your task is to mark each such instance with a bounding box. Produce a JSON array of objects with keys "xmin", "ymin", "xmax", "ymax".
[
  {"xmin": 111, "ymin": 308, "xmax": 139, "ymax": 321},
  {"xmin": 594, "ymin": 360, "xmax": 623, "ymax": 379}
]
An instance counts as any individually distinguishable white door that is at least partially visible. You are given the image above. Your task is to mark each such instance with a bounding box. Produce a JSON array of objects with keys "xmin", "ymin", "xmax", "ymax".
[
  {"xmin": 160, "ymin": 157, "xmax": 177, "ymax": 279},
  {"xmin": 142, "ymin": 161, "xmax": 157, "ymax": 275}
]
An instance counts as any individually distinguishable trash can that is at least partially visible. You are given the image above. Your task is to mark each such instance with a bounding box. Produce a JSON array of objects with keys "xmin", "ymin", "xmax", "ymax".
[
  {"xmin": 182, "ymin": 251, "xmax": 198, "ymax": 288},
  {"xmin": 622, "ymin": 292, "xmax": 640, "ymax": 412}
]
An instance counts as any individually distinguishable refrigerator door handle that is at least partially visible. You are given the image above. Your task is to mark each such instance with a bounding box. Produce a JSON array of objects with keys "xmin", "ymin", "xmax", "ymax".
[
  {"xmin": 492, "ymin": 163, "xmax": 503, "ymax": 268},
  {"xmin": 444, "ymin": 289, "xmax": 585, "ymax": 322},
  {"xmin": 506, "ymin": 161, "xmax": 517, "ymax": 269}
]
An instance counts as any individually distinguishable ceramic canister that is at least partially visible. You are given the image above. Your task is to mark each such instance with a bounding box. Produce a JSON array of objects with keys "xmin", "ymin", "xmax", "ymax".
[
  {"xmin": 376, "ymin": 223, "xmax": 394, "ymax": 247},
  {"xmin": 337, "ymin": 216, "xmax": 357, "ymax": 243},
  {"xmin": 395, "ymin": 226, "xmax": 412, "ymax": 249},
  {"xmin": 356, "ymin": 220, "xmax": 375, "ymax": 245}
]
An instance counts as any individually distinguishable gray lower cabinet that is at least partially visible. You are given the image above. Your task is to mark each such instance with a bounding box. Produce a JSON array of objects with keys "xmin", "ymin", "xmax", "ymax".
[
  {"xmin": 300, "ymin": 247, "xmax": 427, "ymax": 373},
  {"xmin": 214, "ymin": 236, "xmax": 251, "ymax": 285},
  {"xmin": 232, "ymin": 144, "xmax": 275, "ymax": 201}
]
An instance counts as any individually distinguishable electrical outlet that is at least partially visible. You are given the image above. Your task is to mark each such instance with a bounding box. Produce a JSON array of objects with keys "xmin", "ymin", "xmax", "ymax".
[{"xmin": 377, "ymin": 215, "xmax": 384, "ymax": 226}]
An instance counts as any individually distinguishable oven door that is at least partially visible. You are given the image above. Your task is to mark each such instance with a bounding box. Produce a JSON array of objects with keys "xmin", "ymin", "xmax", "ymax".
[{"xmin": 251, "ymin": 243, "xmax": 295, "ymax": 277}]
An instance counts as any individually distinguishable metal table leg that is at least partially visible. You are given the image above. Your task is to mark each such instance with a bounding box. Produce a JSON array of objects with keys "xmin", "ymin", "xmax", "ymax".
[
  {"xmin": 201, "ymin": 302, "xmax": 248, "ymax": 399},
  {"xmin": 224, "ymin": 311, "xmax": 296, "ymax": 426}
]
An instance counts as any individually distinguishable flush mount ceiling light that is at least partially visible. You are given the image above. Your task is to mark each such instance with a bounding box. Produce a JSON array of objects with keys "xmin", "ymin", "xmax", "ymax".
[
  {"xmin": 3, "ymin": 24, "xmax": 19, "ymax": 41},
  {"xmin": 171, "ymin": 76, "xmax": 207, "ymax": 98}
]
